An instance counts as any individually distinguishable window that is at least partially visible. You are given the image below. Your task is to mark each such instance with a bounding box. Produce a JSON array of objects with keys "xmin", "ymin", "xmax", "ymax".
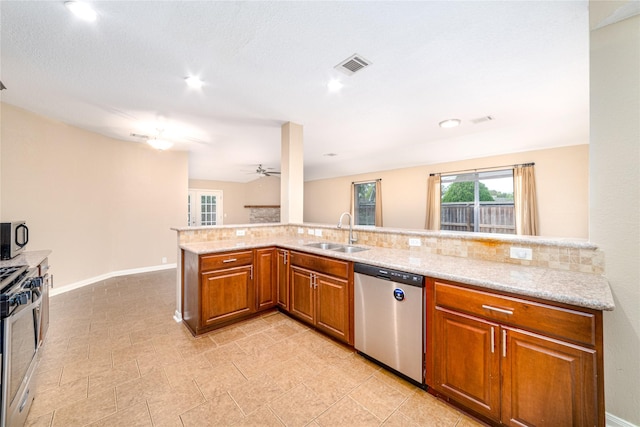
[
  {"xmin": 440, "ymin": 169, "xmax": 515, "ymax": 234},
  {"xmin": 353, "ymin": 181, "xmax": 377, "ymax": 226},
  {"xmin": 188, "ymin": 190, "xmax": 223, "ymax": 226}
]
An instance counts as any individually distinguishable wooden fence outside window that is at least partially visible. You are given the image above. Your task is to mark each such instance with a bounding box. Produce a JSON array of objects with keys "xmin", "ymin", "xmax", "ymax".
[{"xmin": 441, "ymin": 202, "xmax": 515, "ymax": 234}]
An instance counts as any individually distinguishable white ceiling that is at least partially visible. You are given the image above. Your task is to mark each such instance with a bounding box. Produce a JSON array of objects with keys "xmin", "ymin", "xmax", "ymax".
[{"xmin": 1, "ymin": 1, "xmax": 591, "ymax": 183}]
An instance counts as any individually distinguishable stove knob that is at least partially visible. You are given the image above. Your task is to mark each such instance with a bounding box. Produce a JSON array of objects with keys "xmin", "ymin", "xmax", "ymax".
[
  {"xmin": 25, "ymin": 277, "xmax": 43, "ymax": 289},
  {"xmin": 9, "ymin": 291, "xmax": 31, "ymax": 306}
]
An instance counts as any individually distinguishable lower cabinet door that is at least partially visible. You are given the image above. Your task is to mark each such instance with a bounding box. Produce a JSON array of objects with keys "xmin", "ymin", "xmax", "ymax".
[
  {"xmin": 201, "ymin": 265, "xmax": 255, "ymax": 327},
  {"xmin": 276, "ymin": 249, "xmax": 289, "ymax": 310},
  {"xmin": 501, "ymin": 328, "xmax": 597, "ymax": 427},
  {"xmin": 289, "ymin": 266, "xmax": 314, "ymax": 324},
  {"xmin": 315, "ymin": 272, "xmax": 349, "ymax": 343},
  {"xmin": 255, "ymin": 247, "xmax": 277, "ymax": 311},
  {"xmin": 434, "ymin": 308, "xmax": 501, "ymax": 421}
]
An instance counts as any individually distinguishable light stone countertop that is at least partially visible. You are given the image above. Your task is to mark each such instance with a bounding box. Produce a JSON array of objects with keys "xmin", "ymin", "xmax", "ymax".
[
  {"xmin": 180, "ymin": 238, "xmax": 614, "ymax": 312},
  {"xmin": 0, "ymin": 250, "xmax": 51, "ymax": 269}
]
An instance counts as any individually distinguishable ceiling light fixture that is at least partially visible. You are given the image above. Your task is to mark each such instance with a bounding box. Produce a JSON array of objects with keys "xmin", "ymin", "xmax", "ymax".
[
  {"xmin": 185, "ymin": 76, "xmax": 204, "ymax": 89},
  {"xmin": 439, "ymin": 119, "xmax": 461, "ymax": 128},
  {"xmin": 327, "ymin": 79, "xmax": 343, "ymax": 93},
  {"xmin": 64, "ymin": 1, "xmax": 97, "ymax": 22},
  {"xmin": 147, "ymin": 138, "xmax": 173, "ymax": 151}
]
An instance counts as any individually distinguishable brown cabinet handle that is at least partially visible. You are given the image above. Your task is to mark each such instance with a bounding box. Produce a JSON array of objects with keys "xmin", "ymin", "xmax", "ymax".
[{"xmin": 482, "ymin": 305, "xmax": 514, "ymax": 315}]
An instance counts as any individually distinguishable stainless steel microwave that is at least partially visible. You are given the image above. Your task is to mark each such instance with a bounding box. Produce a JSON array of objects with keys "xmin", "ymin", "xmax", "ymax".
[{"xmin": 0, "ymin": 221, "xmax": 29, "ymax": 260}]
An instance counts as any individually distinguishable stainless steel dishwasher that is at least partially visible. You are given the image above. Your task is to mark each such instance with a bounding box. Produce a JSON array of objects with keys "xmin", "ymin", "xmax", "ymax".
[{"xmin": 354, "ymin": 263, "xmax": 425, "ymax": 385}]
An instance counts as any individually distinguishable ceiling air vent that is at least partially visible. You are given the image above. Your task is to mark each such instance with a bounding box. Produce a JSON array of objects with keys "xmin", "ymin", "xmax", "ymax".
[
  {"xmin": 471, "ymin": 115, "xmax": 495, "ymax": 124},
  {"xmin": 335, "ymin": 54, "xmax": 371, "ymax": 76}
]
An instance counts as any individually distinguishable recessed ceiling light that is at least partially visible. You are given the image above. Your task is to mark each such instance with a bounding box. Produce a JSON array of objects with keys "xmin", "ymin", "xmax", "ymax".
[
  {"xmin": 439, "ymin": 119, "xmax": 461, "ymax": 128},
  {"xmin": 185, "ymin": 76, "xmax": 204, "ymax": 89},
  {"xmin": 65, "ymin": 1, "xmax": 97, "ymax": 22},
  {"xmin": 327, "ymin": 79, "xmax": 343, "ymax": 93}
]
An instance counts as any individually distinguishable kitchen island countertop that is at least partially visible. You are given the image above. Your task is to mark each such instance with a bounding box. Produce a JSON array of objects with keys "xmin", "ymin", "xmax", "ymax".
[{"xmin": 180, "ymin": 238, "xmax": 614, "ymax": 312}]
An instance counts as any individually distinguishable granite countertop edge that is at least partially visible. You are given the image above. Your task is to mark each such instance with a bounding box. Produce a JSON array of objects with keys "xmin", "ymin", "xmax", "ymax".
[
  {"xmin": 180, "ymin": 238, "xmax": 614, "ymax": 312},
  {"xmin": 0, "ymin": 250, "xmax": 52, "ymax": 269}
]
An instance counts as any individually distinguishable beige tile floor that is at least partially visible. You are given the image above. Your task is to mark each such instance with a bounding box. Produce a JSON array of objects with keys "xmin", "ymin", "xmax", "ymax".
[{"xmin": 25, "ymin": 269, "xmax": 486, "ymax": 427}]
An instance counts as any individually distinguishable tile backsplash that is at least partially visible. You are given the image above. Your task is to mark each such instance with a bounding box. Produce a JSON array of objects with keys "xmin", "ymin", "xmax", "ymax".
[{"xmin": 174, "ymin": 223, "xmax": 604, "ymax": 275}]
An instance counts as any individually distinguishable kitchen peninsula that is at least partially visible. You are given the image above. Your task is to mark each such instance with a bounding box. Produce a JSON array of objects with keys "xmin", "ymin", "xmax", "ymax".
[{"xmin": 173, "ymin": 223, "xmax": 614, "ymax": 426}]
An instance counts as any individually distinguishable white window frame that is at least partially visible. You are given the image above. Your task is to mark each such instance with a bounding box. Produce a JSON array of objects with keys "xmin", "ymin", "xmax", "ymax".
[
  {"xmin": 353, "ymin": 181, "xmax": 377, "ymax": 226},
  {"xmin": 440, "ymin": 169, "xmax": 514, "ymax": 234}
]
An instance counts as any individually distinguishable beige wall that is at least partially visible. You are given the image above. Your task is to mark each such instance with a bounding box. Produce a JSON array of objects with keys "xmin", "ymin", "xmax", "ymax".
[
  {"xmin": 590, "ymin": 10, "xmax": 640, "ymax": 425},
  {"xmin": 0, "ymin": 103, "xmax": 188, "ymax": 286},
  {"xmin": 189, "ymin": 175, "xmax": 281, "ymax": 225},
  {"xmin": 305, "ymin": 145, "xmax": 589, "ymax": 238}
]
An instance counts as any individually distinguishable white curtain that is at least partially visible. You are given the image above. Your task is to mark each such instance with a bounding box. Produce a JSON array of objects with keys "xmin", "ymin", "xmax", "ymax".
[
  {"xmin": 425, "ymin": 174, "xmax": 441, "ymax": 230},
  {"xmin": 514, "ymin": 164, "xmax": 539, "ymax": 235}
]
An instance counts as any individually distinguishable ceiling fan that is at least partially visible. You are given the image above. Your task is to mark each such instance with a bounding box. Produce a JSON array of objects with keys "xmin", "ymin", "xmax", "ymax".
[{"xmin": 254, "ymin": 164, "xmax": 281, "ymax": 177}]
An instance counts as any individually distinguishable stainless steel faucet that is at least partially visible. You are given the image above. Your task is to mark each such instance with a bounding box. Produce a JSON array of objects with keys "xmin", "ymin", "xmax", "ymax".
[{"xmin": 337, "ymin": 212, "xmax": 357, "ymax": 244}]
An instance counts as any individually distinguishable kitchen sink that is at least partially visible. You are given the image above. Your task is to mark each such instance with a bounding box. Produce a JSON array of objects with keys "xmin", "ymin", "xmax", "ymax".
[
  {"xmin": 304, "ymin": 242, "xmax": 343, "ymax": 250},
  {"xmin": 331, "ymin": 245, "xmax": 368, "ymax": 253},
  {"xmin": 304, "ymin": 242, "xmax": 369, "ymax": 253}
]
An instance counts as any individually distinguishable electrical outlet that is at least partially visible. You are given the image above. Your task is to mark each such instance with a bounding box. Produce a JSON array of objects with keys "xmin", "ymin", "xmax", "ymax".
[
  {"xmin": 314, "ymin": 229, "xmax": 323, "ymax": 237},
  {"xmin": 236, "ymin": 229, "xmax": 246, "ymax": 236},
  {"xmin": 161, "ymin": 257, "xmax": 167, "ymax": 264},
  {"xmin": 298, "ymin": 227, "xmax": 304, "ymax": 234},
  {"xmin": 510, "ymin": 247, "xmax": 532, "ymax": 260},
  {"xmin": 307, "ymin": 229, "xmax": 314, "ymax": 235},
  {"xmin": 409, "ymin": 238, "xmax": 421, "ymax": 247}
]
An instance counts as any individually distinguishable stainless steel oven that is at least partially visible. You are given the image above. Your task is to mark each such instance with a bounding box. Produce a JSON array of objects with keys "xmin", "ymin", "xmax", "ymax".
[{"xmin": 0, "ymin": 266, "xmax": 43, "ymax": 427}]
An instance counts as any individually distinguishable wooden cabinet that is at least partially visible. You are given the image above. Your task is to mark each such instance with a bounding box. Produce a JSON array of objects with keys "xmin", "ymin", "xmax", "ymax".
[
  {"xmin": 183, "ymin": 249, "xmax": 255, "ymax": 335},
  {"xmin": 276, "ymin": 249, "xmax": 289, "ymax": 310},
  {"xmin": 255, "ymin": 247, "xmax": 277, "ymax": 311},
  {"xmin": 315, "ymin": 271, "xmax": 350, "ymax": 342},
  {"xmin": 289, "ymin": 251, "xmax": 352, "ymax": 344},
  {"xmin": 428, "ymin": 280, "xmax": 603, "ymax": 427},
  {"xmin": 501, "ymin": 327, "xmax": 597, "ymax": 427},
  {"xmin": 290, "ymin": 265, "xmax": 315, "ymax": 324},
  {"xmin": 433, "ymin": 308, "xmax": 500, "ymax": 420}
]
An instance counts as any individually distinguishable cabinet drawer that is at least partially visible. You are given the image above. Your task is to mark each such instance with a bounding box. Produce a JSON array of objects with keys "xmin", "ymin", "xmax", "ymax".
[
  {"xmin": 290, "ymin": 251, "xmax": 349, "ymax": 279},
  {"xmin": 200, "ymin": 250, "xmax": 253, "ymax": 272},
  {"xmin": 434, "ymin": 281, "xmax": 596, "ymax": 347}
]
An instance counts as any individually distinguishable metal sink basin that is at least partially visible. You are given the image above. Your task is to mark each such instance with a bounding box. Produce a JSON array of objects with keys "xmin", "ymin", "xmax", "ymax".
[
  {"xmin": 331, "ymin": 245, "xmax": 369, "ymax": 253},
  {"xmin": 303, "ymin": 242, "xmax": 369, "ymax": 253},
  {"xmin": 304, "ymin": 242, "xmax": 343, "ymax": 250}
]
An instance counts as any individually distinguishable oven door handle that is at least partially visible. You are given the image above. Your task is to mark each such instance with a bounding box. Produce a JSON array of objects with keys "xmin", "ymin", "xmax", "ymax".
[{"xmin": 7, "ymin": 292, "xmax": 42, "ymax": 318}]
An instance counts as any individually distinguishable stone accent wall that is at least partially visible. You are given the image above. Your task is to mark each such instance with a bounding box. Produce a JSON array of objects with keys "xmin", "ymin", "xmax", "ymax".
[{"xmin": 249, "ymin": 207, "xmax": 280, "ymax": 224}]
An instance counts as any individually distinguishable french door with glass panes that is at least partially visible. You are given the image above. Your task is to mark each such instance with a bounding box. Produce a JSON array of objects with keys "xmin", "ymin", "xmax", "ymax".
[{"xmin": 188, "ymin": 190, "xmax": 223, "ymax": 226}]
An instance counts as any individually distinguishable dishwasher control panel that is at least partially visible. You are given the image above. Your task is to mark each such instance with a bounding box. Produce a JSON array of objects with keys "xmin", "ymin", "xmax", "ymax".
[{"xmin": 354, "ymin": 263, "xmax": 424, "ymax": 287}]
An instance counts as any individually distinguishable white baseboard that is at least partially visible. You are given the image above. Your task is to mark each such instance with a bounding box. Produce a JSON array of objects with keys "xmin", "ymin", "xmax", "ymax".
[
  {"xmin": 49, "ymin": 263, "xmax": 177, "ymax": 297},
  {"xmin": 607, "ymin": 412, "xmax": 638, "ymax": 427}
]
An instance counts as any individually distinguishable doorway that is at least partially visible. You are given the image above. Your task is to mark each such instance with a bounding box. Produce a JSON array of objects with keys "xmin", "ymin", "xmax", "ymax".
[{"xmin": 188, "ymin": 189, "xmax": 223, "ymax": 226}]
